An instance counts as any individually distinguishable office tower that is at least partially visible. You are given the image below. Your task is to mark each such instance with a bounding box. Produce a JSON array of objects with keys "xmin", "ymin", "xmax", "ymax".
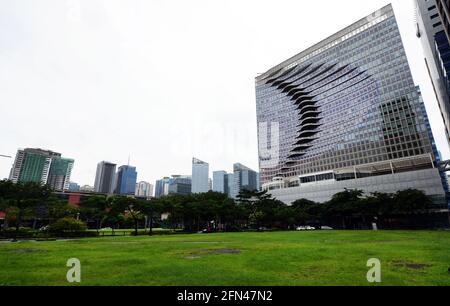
[
  {"xmin": 256, "ymin": 173, "xmax": 261, "ymax": 191},
  {"xmin": 191, "ymin": 158, "xmax": 209, "ymax": 193},
  {"xmin": 230, "ymin": 163, "xmax": 258, "ymax": 199},
  {"xmin": 213, "ymin": 171, "xmax": 229, "ymax": 194},
  {"xmin": 416, "ymin": 0, "xmax": 450, "ymax": 143},
  {"xmin": 155, "ymin": 177, "xmax": 172, "ymax": 198},
  {"xmin": 154, "ymin": 179, "xmax": 164, "ymax": 198},
  {"xmin": 227, "ymin": 173, "xmax": 234, "ymax": 198},
  {"xmin": 436, "ymin": 0, "xmax": 450, "ymax": 42},
  {"xmin": 135, "ymin": 181, "xmax": 154, "ymax": 198},
  {"xmin": 168, "ymin": 175, "xmax": 192, "ymax": 195},
  {"xmin": 9, "ymin": 148, "xmax": 74, "ymax": 190},
  {"xmin": 94, "ymin": 161, "xmax": 116, "ymax": 194},
  {"xmin": 47, "ymin": 157, "xmax": 75, "ymax": 191},
  {"xmin": 114, "ymin": 165, "xmax": 138, "ymax": 195},
  {"xmin": 255, "ymin": 4, "xmax": 447, "ymax": 204},
  {"xmin": 69, "ymin": 182, "xmax": 80, "ymax": 192}
]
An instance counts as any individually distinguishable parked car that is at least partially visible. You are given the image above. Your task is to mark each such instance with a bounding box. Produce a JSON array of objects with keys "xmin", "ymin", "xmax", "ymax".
[
  {"xmin": 296, "ymin": 226, "xmax": 315, "ymax": 231},
  {"xmin": 39, "ymin": 225, "xmax": 50, "ymax": 231},
  {"xmin": 201, "ymin": 228, "xmax": 215, "ymax": 234},
  {"xmin": 321, "ymin": 226, "xmax": 334, "ymax": 230}
]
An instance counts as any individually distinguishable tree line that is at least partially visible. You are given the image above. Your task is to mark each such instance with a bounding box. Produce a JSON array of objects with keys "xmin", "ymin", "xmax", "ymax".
[{"xmin": 0, "ymin": 179, "xmax": 445, "ymax": 239}]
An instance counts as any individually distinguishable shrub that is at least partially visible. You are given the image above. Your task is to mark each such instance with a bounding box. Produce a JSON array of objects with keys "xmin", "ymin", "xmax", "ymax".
[{"xmin": 50, "ymin": 217, "xmax": 87, "ymax": 233}]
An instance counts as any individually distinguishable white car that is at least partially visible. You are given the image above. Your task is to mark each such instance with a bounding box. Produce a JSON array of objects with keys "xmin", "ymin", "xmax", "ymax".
[
  {"xmin": 321, "ymin": 226, "xmax": 334, "ymax": 230},
  {"xmin": 296, "ymin": 226, "xmax": 315, "ymax": 231}
]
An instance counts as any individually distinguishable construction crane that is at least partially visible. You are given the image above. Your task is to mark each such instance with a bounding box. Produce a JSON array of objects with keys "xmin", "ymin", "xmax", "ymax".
[{"xmin": 0, "ymin": 155, "xmax": 12, "ymax": 159}]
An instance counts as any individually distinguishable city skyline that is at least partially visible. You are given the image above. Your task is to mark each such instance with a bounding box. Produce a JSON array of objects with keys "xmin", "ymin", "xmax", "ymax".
[{"xmin": 1, "ymin": 0, "xmax": 450, "ymax": 189}]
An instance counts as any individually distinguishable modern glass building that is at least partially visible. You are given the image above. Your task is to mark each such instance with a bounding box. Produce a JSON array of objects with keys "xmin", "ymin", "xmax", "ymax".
[
  {"xmin": 256, "ymin": 4, "xmax": 447, "ymax": 205},
  {"xmin": 47, "ymin": 157, "xmax": 75, "ymax": 191},
  {"xmin": 9, "ymin": 148, "xmax": 74, "ymax": 190},
  {"xmin": 416, "ymin": 0, "xmax": 450, "ymax": 144},
  {"xmin": 114, "ymin": 165, "xmax": 138, "ymax": 196},
  {"xmin": 168, "ymin": 175, "xmax": 192, "ymax": 196},
  {"xmin": 227, "ymin": 173, "xmax": 234, "ymax": 198},
  {"xmin": 94, "ymin": 161, "xmax": 117, "ymax": 194},
  {"xmin": 436, "ymin": 0, "xmax": 450, "ymax": 42},
  {"xmin": 155, "ymin": 177, "xmax": 172, "ymax": 198},
  {"xmin": 135, "ymin": 181, "xmax": 154, "ymax": 198},
  {"xmin": 69, "ymin": 182, "xmax": 80, "ymax": 192},
  {"xmin": 230, "ymin": 163, "xmax": 258, "ymax": 199},
  {"xmin": 191, "ymin": 158, "xmax": 210, "ymax": 193},
  {"xmin": 213, "ymin": 171, "xmax": 229, "ymax": 194}
]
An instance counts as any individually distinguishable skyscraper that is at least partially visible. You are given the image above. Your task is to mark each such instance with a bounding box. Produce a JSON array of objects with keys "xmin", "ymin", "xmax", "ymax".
[
  {"xmin": 191, "ymin": 158, "xmax": 209, "ymax": 193},
  {"xmin": 227, "ymin": 173, "xmax": 234, "ymax": 199},
  {"xmin": 155, "ymin": 177, "xmax": 172, "ymax": 198},
  {"xmin": 230, "ymin": 163, "xmax": 258, "ymax": 199},
  {"xmin": 213, "ymin": 171, "xmax": 229, "ymax": 194},
  {"xmin": 114, "ymin": 165, "xmax": 138, "ymax": 196},
  {"xmin": 168, "ymin": 175, "xmax": 192, "ymax": 195},
  {"xmin": 94, "ymin": 161, "xmax": 116, "ymax": 194},
  {"xmin": 416, "ymin": 0, "xmax": 450, "ymax": 143},
  {"xmin": 47, "ymin": 157, "xmax": 75, "ymax": 191},
  {"xmin": 436, "ymin": 0, "xmax": 450, "ymax": 42},
  {"xmin": 9, "ymin": 148, "xmax": 74, "ymax": 190},
  {"xmin": 255, "ymin": 4, "xmax": 447, "ymax": 205},
  {"xmin": 135, "ymin": 181, "xmax": 154, "ymax": 198},
  {"xmin": 69, "ymin": 182, "xmax": 80, "ymax": 192}
]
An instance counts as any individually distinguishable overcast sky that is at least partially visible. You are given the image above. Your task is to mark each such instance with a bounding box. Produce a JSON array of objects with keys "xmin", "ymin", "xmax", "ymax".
[{"xmin": 0, "ymin": 0, "xmax": 449, "ymax": 187}]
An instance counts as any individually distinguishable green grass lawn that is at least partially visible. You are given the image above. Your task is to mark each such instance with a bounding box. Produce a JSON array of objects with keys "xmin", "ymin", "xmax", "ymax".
[{"xmin": 0, "ymin": 230, "xmax": 449, "ymax": 286}]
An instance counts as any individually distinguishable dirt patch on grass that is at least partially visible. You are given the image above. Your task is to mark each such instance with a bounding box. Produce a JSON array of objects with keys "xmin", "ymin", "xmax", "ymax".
[
  {"xmin": 184, "ymin": 248, "xmax": 241, "ymax": 259},
  {"xmin": 5, "ymin": 249, "xmax": 47, "ymax": 253},
  {"xmin": 390, "ymin": 260, "xmax": 431, "ymax": 270}
]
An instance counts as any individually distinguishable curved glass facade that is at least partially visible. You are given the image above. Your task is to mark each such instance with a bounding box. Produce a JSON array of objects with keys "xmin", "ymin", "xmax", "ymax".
[{"xmin": 256, "ymin": 5, "xmax": 441, "ymax": 198}]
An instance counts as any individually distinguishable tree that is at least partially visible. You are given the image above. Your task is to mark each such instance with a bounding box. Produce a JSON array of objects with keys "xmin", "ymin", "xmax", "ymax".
[
  {"xmin": 392, "ymin": 189, "xmax": 431, "ymax": 214},
  {"xmin": 110, "ymin": 196, "xmax": 146, "ymax": 236},
  {"xmin": 79, "ymin": 196, "xmax": 108, "ymax": 233},
  {"xmin": 291, "ymin": 199, "xmax": 319, "ymax": 225},
  {"xmin": 49, "ymin": 217, "xmax": 87, "ymax": 233},
  {"xmin": 0, "ymin": 180, "xmax": 53, "ymax": 240},
  {"xmin": 236, "ymin": 189, "xmax": 288, "ymax": 229}
]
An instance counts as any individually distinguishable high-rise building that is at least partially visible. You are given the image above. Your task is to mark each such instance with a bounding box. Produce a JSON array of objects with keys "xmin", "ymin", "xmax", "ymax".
[
  {"xmin": 9, "ymin": 148, "xmax": 74, "ymax": 190},
  {"xmin": 155, "ymin": 177, "xmax": 172, "ymax": 198},
  {"xmin": 255, "ymin": 4, "xmax": 447, "ymax": 205},
  {"xmin": 227, "ymin": 173, "xmax": 234, "ymax": 198},
  {"xmin": 416, "ymin": 0, "xmax": 450, "ymax": 143},
  {"xmin": 114, "ymin": 165, "xmax": 138, "ymax": 196},
  {"xmin": 135, "ymin": 181, "xmax": 154, "ymax": 198},
  {"xmin": 47, "ymin": 157, "xmax": 75, "ymax": 191},
  {"xmin": 230, "ymin": 163, "xmax": 258, "ymax": 199},
  {"xmin": 436, "ymin": 0, "xmax": 450, "ymax": 42},
  {"xmin": 191, "ymin": 158, "xmax": 209, "ymax": 193},
  {"xmin": 94, "ymin": 161, "xmax": 116, "ymax": 194},
  {"xmin": 168, "ymin": 175, "xmax": 192, "ymax": 195},
  {"xmin": 213, "ymin": 171, "xmax": 229, "ymax": 194},
  {"xmin": 69, "ymin": 182, "xmax": 80, "ymax": 192},
  {"xmin": 155, "ymin": 176, "xmax": 192, "ymax": 197}
]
